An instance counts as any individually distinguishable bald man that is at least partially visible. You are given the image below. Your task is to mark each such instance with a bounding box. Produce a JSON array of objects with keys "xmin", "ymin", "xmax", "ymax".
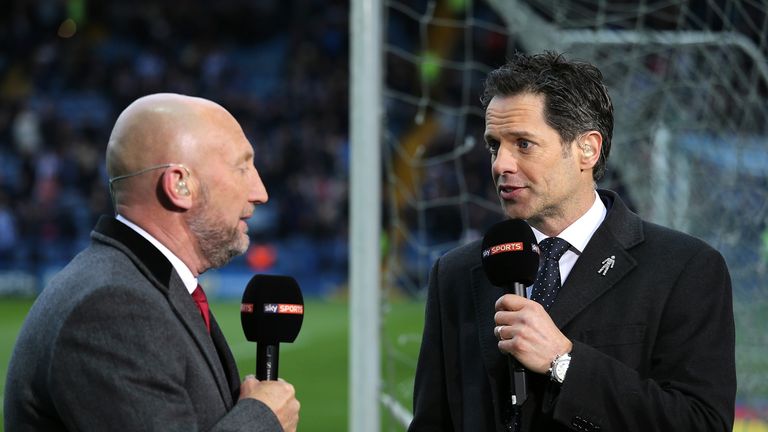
[{"xmin": 4, "ymin": 94, "xmax": 300, "ymax": 431}]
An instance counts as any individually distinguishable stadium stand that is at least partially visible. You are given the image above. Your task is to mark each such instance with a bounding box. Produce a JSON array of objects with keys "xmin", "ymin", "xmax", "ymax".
[{"xmin": 0, "ymin": 0, "xmax": 349, "ymax": 296}]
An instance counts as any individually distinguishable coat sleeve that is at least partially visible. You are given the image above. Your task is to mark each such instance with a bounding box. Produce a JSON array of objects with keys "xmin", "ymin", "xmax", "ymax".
[
  {"xmin": 48, "ymin": 286, "xmax": 282, "ymax": 432},
  {"xmin": 549, "ymin": 246, "xmax": 736, "ymax": 431},
  {"xmin": 408, "ymin": 258, "xmax": 456, "ymax": 432},
  {"xmin": 208, "ymin": 399, "xmax": 283, "ymax": 432}
]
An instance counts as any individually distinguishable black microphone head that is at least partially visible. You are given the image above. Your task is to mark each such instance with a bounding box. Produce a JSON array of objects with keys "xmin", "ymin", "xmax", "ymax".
[
  {"xmin": 241, "ymin": 274, "xmax": 304, "ymax": 344},
  {"xmin": 481, "ymin": 219, "xmax": 540, "ymax": 287}
]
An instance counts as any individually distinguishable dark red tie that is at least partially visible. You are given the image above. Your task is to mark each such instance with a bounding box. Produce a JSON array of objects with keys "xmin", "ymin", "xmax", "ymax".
[{"xmin": 192, "ymin": 284, "xmax": 211, "ymax": 333}]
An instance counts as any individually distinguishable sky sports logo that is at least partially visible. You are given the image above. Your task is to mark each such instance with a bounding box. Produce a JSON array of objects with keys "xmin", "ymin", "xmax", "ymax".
[
  {"xmin": 240, "ymin": 303, "xmax": 304, "ymax": 315},
  {"xmin": 263, "ymin": 303, "xmax": 304, "ymax": 314},
  {"xmin": 482, "ymin": 242, "xmax": 523, "ymax": 258}
]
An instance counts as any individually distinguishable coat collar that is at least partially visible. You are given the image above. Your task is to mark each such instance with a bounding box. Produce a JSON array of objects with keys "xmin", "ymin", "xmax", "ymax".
[
  {"xmin": 92, "ymin": 215, "xmax": 174, "ymax": 289},
  {"xmin": 548, "ymin": 190, "xmax": 642, "ymax": 328}
]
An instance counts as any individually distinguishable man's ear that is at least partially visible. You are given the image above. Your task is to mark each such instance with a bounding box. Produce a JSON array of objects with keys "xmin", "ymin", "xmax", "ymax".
[
  {"xmin": 162, "ymin": 166, "xmax": 193, "ymax": 210},
  {"xmin": 578, "ymin": 131, "xmax": 602, "ymax": 171}
]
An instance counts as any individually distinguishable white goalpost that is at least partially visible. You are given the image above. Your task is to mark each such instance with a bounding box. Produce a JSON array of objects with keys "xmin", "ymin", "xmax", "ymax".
[{"xmin": 349, "ymin": 1, "xmax": 383, "ymax": 432}]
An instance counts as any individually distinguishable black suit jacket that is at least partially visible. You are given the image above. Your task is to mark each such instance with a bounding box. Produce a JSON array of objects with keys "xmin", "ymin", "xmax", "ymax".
[
  {"xmin": 409, "ymin": 190, "xmax": 735, "ymax": 431},
  {"xmin": 4, "ymin": 216, "xmax": 282, "ymax": 431}
]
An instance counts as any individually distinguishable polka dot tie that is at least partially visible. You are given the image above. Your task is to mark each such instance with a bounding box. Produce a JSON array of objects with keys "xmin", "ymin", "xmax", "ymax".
[{"xmin": 530, "ymin": 237, "xmax": 571, "ymax": 310}]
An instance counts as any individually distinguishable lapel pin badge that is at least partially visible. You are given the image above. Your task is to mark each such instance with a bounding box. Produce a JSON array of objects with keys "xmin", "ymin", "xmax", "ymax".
[{"xmin": 598, "ymin": 255, "xmax": 615, "ymax": 276}]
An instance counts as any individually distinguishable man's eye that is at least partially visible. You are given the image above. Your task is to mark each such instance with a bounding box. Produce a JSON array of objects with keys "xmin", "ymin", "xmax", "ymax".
[
  {"xmin": 485, "ymin": 140, "xmax": 499, "ymax": 154},
  {"xmin": 517, "ymin": 140, "xmax": 531, "ymax": 149}
]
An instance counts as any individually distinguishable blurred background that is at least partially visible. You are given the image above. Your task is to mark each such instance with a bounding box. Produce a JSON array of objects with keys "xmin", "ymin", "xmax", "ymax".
[
  {"xmin": 1, "ymin": 0, "xmax": 767, "ymax": 431},
  {"xmin": 0, "ymin": 0, "xmax": 350, "ymax": 297}
]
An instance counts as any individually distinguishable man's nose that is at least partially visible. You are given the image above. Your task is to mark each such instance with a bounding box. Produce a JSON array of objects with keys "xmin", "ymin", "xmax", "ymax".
[
  {"xmin": 492, "ymin": 145, "xmax": 519, "ymax": 176},
  {"xmin": 250, "ymin": 170, "xmax": 268, "ymax": 204}
]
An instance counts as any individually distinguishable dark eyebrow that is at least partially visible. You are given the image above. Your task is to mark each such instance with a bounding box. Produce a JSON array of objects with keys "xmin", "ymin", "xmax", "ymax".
[
  {"xmin": 503, "ymin": 130, "xmax": 537, "ymax": 139},
  {"xmin": 485, "ymin": 130, "xmax": 537, "ymax": 143}
]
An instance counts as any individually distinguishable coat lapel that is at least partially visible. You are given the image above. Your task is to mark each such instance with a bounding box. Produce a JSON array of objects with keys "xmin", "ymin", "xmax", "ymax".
[
  {"xmin": 167, "ymin": 281, "xmax": 235, "ymax": 409},
  {"xmin": 549, "ymin": 190, "xmax": 644, "ymax": 328},
  {"xmin": 210, "ymin": 314, "xmax": 241, "ymax": 403},
  {"xmin": 548, "ymin": 227, "xmax": 636, "ymax": 328}
]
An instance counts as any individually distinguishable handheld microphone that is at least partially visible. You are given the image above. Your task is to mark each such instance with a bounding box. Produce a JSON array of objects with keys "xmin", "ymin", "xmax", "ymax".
[
  {"xmin": 240, "ymin": 274, "xmax": 304, "ymax": 381},
  {"xmin": 481, "ymin": 219, "xmax": 540, "ymax": 406}
]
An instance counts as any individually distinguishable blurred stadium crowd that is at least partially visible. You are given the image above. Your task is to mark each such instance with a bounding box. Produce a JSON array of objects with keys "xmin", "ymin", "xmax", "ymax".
[
  {"xmin": 1, "ymin": 0, "xmax": 766, "ymax": 297},
  {"xmin": 0, "ymin": 0, "xmax": 350, "ymax": 292}
]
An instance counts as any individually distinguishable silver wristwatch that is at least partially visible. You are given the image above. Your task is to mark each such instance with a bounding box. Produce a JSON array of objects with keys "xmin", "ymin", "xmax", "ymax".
[{"xmin": 548, "ymin": 352, "xmax": 571, "ymax": 383}]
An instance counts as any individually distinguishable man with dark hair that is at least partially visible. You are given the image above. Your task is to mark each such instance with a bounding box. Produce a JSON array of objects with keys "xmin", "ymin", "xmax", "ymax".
[
  {"xmin": 409, "ymin": 51, "xmax": 735, "ymax": 431},
  {"xmin": 5, "ymin": 94, "xmax": 300, "ymax": 431}
]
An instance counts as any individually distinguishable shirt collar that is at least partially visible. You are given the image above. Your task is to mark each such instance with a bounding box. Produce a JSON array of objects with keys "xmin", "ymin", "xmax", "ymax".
[
  {"xmin": 116, "ymin": 214, "xmax": 198, "ymax": 294},
  {"xmin": 531, "ymin": 190, "xmax": 607, "ymax": 254}
]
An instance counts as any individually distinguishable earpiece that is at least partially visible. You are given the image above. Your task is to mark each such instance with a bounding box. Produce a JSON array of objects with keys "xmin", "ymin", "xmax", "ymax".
[
  {"xmin": 581, "ymin": 144, "xmax": 594, "ymax": 157},
  {"xmin": 176, "ymin": 180, "xmax": 190, "ymax": 196}
]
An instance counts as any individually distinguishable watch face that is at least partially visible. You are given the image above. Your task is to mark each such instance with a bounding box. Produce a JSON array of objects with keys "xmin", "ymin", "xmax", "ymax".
[{"xmin": 554, "ymin": 356, "xmax": 570, "ymax": 382}]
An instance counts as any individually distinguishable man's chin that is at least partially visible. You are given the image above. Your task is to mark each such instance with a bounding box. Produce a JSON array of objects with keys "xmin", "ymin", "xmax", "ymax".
[
  {"xmin": 207, "ymin": 249, "xmax": 242, "ymax": 269},
  {"xmin": 237, "ymin": 235, "xmax": 250, "ymax": 254},
  {"xmin": 501, "ymin": 202, "xmax": 529, "ymax": 220}
]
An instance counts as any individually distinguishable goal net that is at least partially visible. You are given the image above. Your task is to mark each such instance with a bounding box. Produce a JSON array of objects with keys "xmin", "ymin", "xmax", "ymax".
[{"xmin": 375, "ymin": 0, "xmax": 768, "ymax": 429}]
